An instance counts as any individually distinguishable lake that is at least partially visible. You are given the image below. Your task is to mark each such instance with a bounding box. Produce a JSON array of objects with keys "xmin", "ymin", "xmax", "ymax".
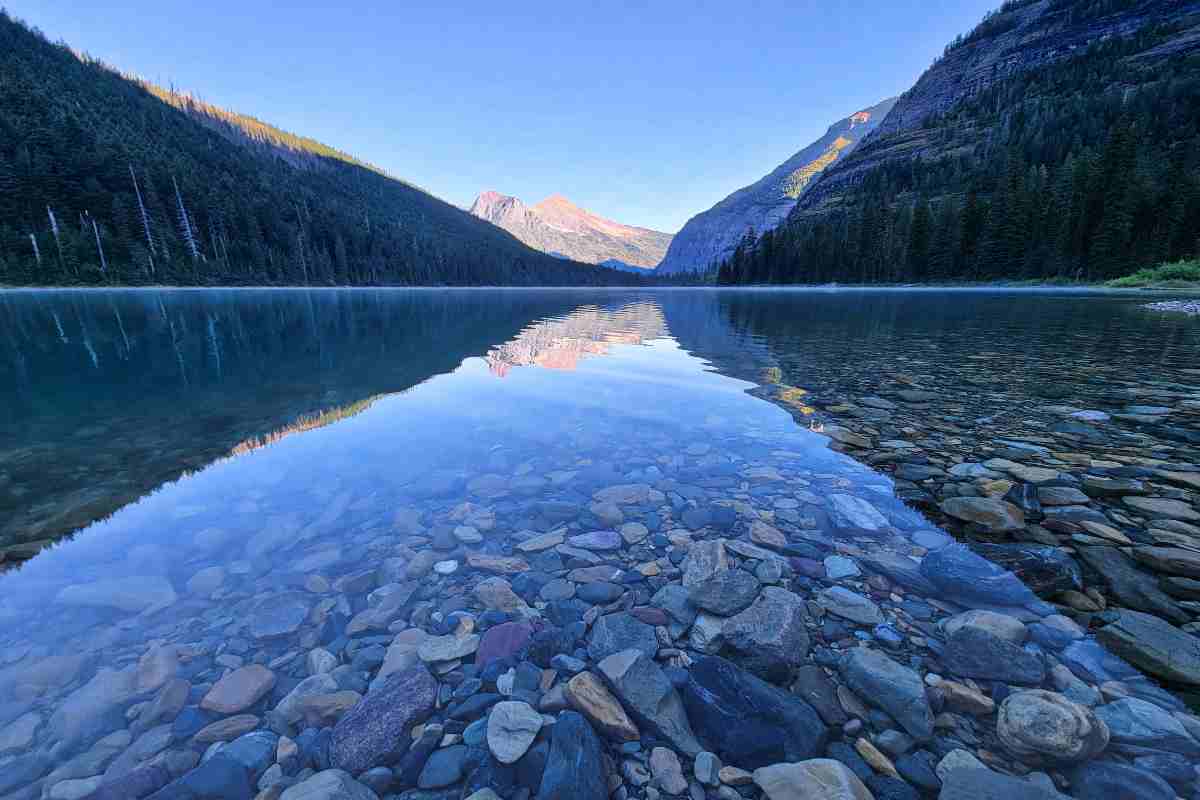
[{"xmin": 1, "ymin": 288, "xmax": 1199, "ymax": 800}]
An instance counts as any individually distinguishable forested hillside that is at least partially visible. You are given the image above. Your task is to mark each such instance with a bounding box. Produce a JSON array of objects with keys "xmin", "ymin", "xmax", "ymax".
[
  {"xmin": 0, "ymin": 13, "xmax": 634, "ymax": 286},
  {"xmin": 718, "ymin": 0, "xmax": 1200, "ymax": 285}
]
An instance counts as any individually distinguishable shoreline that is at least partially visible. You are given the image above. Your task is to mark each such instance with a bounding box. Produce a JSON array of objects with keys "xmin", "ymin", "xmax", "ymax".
[{"xmin": 2, "ymin": 282, "xmax": 1199, "ymax": 292}]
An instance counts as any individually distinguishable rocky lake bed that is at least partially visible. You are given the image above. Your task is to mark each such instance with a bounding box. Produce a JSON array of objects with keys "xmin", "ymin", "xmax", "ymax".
[{"xmin": 1, "ymin": 289, "xmax": 1199, "ymax": 800}]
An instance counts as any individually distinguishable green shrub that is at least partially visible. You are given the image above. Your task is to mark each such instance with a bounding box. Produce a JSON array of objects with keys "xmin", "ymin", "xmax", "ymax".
[{"xmin": 1107, "ymin": 259, "xmax": 1200, "ymax": 287}]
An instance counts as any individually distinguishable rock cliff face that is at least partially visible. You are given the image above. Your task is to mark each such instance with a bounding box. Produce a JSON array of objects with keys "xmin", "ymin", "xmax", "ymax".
[
  {"xmin": 655, "ymin": 98, "xmax": 896, "ymax": 274},
  {"xmin": 469, "ymin": 192, "xmax": 672, "ymax": 269},
  {"xmin": 794, "ymin": 0, "xmax": 1200, "ymax": 217}
]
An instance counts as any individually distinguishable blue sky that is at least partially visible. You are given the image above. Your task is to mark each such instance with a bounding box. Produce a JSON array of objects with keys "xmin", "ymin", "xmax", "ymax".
[{"xmin": 10, "ymin": 0, "xmax": 999, "ymax": 232}]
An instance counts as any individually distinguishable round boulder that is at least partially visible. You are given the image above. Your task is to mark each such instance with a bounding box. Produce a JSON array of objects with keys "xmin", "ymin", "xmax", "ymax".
[{"xmin": 996, "ymin": 690, "xmax": 1109, "ymax": 763}]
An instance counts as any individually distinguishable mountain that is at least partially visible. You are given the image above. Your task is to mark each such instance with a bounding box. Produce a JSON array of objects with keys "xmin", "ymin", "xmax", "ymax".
[
  {"xmin": 0, "ymin": 12, "xmax": 635, "ymax": 287},
  {"xmin": 719, "ymin": 0, "xmax": 1200, "ymax": 285},
  {"xmin": 657, "ymin": 98, "xmax": 897, "ymax": 274},
  {"xmin": 470, "ymin": 191, "xmax": 672, "ymax": 268}
]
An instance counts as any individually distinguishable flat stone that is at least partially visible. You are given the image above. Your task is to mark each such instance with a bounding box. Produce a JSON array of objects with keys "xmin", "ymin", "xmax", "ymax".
[
  {"xmin": 841, "ymin": 648, "xmax": 933, "ymax": 740},
  {"xmin": 487, "ymin": 700, "xmax": 542, "ymax": 764},
  {"xmin": 683, "ymin": 655, "xmax": 828, "ymax": 770},
  {"xmin": 1095, "ymin": 697, "xmax": 1200, "ymax": 756},
  {"xmin": 816, "ymin": 587, "xmax": 883, "ymax": 625},
  {"xmin": 193, "ymin": 714, "xmax": 261, "ymax": 743},
  {"xmin": 754, "ymin": 758, "xmax": 873, "ymax": 800},
  {"xmin": 598, "ymin": 648, "xmax": 702, "ymax": 756},
  {"xmin": 51, "ymin": 666, "xmax": 139, "ymax": 745},
  {"xmin": 1069, "ymin": 761, "xmax": 1176, "ymax": 800},
  {"xmin": 248, "ymin": 592, "xmax": 312, "ymax": 639},
  {"xmin": 824, "ymin": 556, "xmax": 860, "ymax": 579},
  {"xmin": 939, "ymin": 497, "xmax": 1024, "ymax": 532},
  {"xmin": 1096, "ymin": 609, "xmax": 1200, "ymax": 685},
  {"xmin": 345, "ymin": 583, "xmax": 416, "ymax": 635},
  {"xmin": 938, "ymin": 767, "xmax": 1069, "ymax": 800},
  {"xmin": 825, "ymin": 426, "xmax": 873, "ymax": 448},
  {"xmin": 279, "ymin": 769, "xmax": 378, "ymax": 800},
  {"xmin": 593, "ymin": 483, "xmax": 651, "ymax": 504},
  {"xmin": 1037, "ymin": 486, "xmax": 1090, "ymax": 506},
  {"xmin": 201, "ymin": 665, "xmax": 276, "ymax": 714},
  {"xmin": 329, "ymin": 663, "xmax": 437, "ymax": 773},
  {"xmin": 466, "ymin": 552, "xmax": 530, "ymax": 574},
  {"xmin": 1132, "ymin": 546, "xmax": 1200, "ymax": 578},
  {"xmin": 517, "ymin": 531, "xmax": 565, "ymax": 552},
  {"xmin": 996, "ymin": 690, "xmax": 1109, "ymax": 763},
  {"xmin": 1075, "ymin": 547, "xmax": 1189, "ymax": 624},
  {"xmin": 937, "ymin": 680, "xmax": 994, "ymax": 716},
  {"xmin": 920, "ymin": 544, "xmax": 1036, "ymax": 608},
  {"xmin": 750, "ymin": 520, "xmax": 788, "ymax": 549},
  {"xmin": 1123, "ymin": 496, "xmax": 1200, "ymax": 522},
  {"xmin": 829, "ymin": 494, "xmax": 889, "ymax": 531},
  {"xmin": 620, "ymin": 522, "xmax": 649, "ymax": 544},
  {"xmin": 418, "ymin": 633, "xmax": 480, "ymax": 663},
  {"xmin": 942, "ymin": 625, "xmax": 1045, "ymax": 685},
  {"xmin": 55, "ymin": 576, "xmax": 176, "ymax": 613},
  {"xmin": 569, "ymin": 530, "xmax": 623, "ymax": 551},
  {"xmin": 590, "ymin": 502, "xmax": 624, "ymax": 527},
  {"xmin": 942, "ymin": 610, "xmax": 1027, "ymax": 645}
]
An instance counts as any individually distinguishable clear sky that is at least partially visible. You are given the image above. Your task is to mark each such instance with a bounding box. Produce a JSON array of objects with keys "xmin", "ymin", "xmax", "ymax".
[{"xmin": 9, "ymin": 0, "xmax": 999, "ymax": 232}]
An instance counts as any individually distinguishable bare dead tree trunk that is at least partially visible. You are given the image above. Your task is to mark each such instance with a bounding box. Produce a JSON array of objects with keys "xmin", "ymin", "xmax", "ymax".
[
  {"xmin": 173, "ymin": 176, "xmax": 201, "ymax": 262},
  {"xmin": 130, "ymin": 165, "xmax": 156, "ymax": 275},
  {"xmin": 91, "ymin": 217, "xmax": 108, "ymax": 275},
  {"xmin": 47, "ymin": 206, "xmax": 68, "ymax": 273}
]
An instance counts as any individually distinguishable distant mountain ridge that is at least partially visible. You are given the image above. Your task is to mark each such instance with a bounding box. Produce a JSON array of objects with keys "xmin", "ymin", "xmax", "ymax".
[
  {"xmin": 656, "ymin": 98, "xmax": 897, "ymax": 274},
  {"xmin": 470, "ymin": 191, "xmax": 672, "ymax": 268},
  {"xmin": 719, "ymin": 0, "xmax": 1200, "ymax": 285}
]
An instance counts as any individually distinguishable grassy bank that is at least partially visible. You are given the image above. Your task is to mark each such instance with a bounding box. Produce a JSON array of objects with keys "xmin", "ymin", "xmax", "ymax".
[{"xmin": 1107, "ymin": 259, "xmax": 1200, "ymax": 288}]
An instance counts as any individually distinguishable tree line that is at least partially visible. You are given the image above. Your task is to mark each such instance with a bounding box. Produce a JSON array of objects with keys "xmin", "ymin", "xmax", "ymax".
[{"xmin": 0, "ymin": 12, "xmax": 639, "ymax": 287}]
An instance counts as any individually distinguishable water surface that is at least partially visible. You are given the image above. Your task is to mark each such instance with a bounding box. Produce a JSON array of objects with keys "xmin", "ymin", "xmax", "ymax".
[{"xmin": 1, "ymin": 288, "xmax": 1199, "ymax": 797}]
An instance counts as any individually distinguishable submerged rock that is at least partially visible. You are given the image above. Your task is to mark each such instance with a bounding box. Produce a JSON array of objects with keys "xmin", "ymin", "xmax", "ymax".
[
  {"xmin": 754, "ymin": 758, "xmax": 874, "ymax": 800},
  {"xmin": 597, "ymin": 648, "xmax": 702, "ymax": 756},
  {"xmin": 920, "ymin": 545, "xmax": 1036, "ymax": 608},
  {"xmin": 279, "ymin": 769, "xmax": 378, "ymax": 800},
  {"xmin": 721, "ymin": 586, "xmax": 811, "ymax": 681},
  {"xmin": 330, "ymin": 663, "xmax": 437, "ymax": 773},
  {"xmin": 840, "ymin": 648, "xmax": 933, "ymax": 741},
  {"xmin": 55, "ymin": 576, "xmax": 176, "ymax": 613},
  {"xmin": 967, "ymin": 543, "xmax": 1082, "ymax": 597},
  {"xmin": 682, "ymin": 656, "xmax": 828, "ymax": 769},
  {"xmin": 535, "ymin": 711, "xmax": 607, "ymax": 800}
]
